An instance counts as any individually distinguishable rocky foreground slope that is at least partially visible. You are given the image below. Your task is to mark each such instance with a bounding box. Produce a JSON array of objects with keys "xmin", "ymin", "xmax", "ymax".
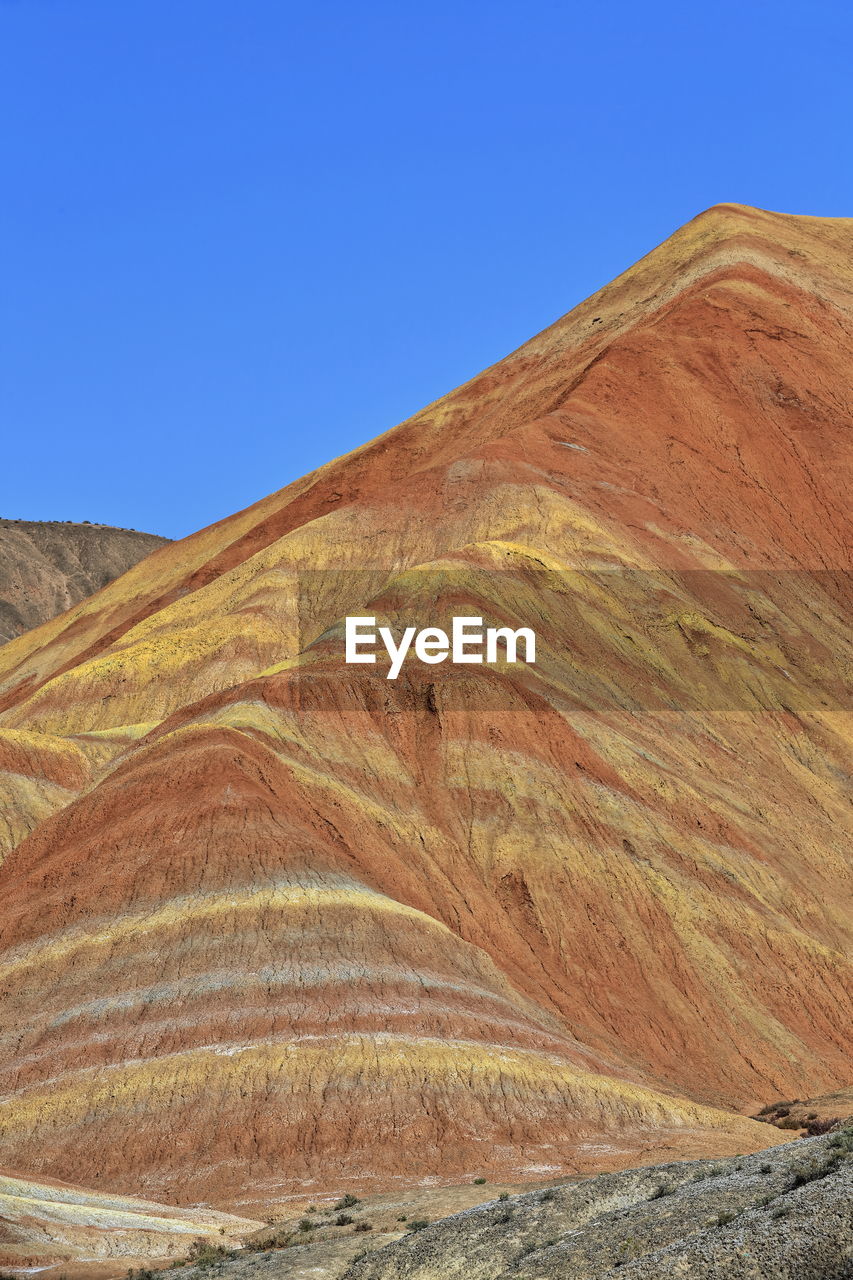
[
  {"xmin": 0, "ymin": 205, "xmax": 849, "ymax": 1212},
  {"xmin": 139, "ymin": 1131, "xmax": 852, "ymax": 1280},
  {"xmin": 339, "ymin": 1132, "xmax": 853, "ymax": 1280},
  {"xmin": 0, "ymin": 518, "xmax": 168, "ymax": 643}
]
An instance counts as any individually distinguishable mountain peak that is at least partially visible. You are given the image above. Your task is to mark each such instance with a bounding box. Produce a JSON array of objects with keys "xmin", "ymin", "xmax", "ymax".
[{"xmin": 0, "ymin": 211, "xmax": 849, "ymax": 1212}]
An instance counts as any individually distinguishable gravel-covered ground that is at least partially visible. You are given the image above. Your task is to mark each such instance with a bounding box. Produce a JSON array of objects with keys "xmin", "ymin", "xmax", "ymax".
[
  {"xmin": 341, "ymin": 1130, "xmax": 853, "ymax": 1279},
  {"xmin": 143, "ymin": 1130, "xmax": 852, "ymax": 1280}
]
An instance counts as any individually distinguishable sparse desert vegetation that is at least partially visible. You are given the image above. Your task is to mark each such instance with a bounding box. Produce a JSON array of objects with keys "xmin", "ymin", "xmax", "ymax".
[{"xmin": 106, "ymin": 1132, "xmax": 853, "ymax": 1280}]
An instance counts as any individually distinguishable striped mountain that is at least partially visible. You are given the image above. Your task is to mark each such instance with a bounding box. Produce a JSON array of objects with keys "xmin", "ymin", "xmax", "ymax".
[{"xmin": 0, "ymin": 205, "xmax": 849, "ymax": 1213}]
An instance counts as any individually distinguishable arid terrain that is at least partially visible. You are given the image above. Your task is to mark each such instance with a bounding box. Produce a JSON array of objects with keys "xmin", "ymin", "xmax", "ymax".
[
  {"xmin": 77, "ymin": 1129, "xmax": 848, "ymax": 1280},
  {"xmin": 0, "ymin": 204, "xmax": 849, "ymax": 1271},
  {"xmin": 0, "ymin": 1168, "xmax": 260, "ymax": 1273},
  {"xmin": 0, "ymin": 519, "xmax": 168, "ymax": 644},
  {"xmin": 339, "ymin": 1130, "xmax": 853, "ymax": 1279}
]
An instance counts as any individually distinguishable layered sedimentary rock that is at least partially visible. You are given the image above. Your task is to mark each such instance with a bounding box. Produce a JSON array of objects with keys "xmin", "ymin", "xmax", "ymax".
[
  {"xmin": 0, "ymin": 205, "xmax": 850, "ymax": 1211},
  {"xmin": 0, "ymin": 519, "xmax": 168, "ymax": 644},
  {"xmin": 0, "ymin": 1168, "xmax": 260, "ymax": 1268}
]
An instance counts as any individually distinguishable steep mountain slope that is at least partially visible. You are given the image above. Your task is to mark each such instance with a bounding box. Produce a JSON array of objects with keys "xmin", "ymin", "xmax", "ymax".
[
  {"xmin": 0, "ymin": 205, "xmax": 849, "ymax": 1211},
  {"xmin": 0, "ymin": 519, "xmax": 168, "ymax": 644}
]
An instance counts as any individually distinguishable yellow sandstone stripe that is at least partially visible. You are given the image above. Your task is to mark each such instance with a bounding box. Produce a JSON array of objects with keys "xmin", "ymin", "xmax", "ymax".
[
  {"xmin": 0, "ymin": 882, "xmax": 451, "ymax": 982},
  {"xmin": 0, "ymin": 1035, "xmax": 760, "ymax": 1137}
]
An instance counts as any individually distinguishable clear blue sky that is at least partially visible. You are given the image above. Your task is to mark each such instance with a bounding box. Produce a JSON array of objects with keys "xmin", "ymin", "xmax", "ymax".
[{"xmin": 2, "ymin": 1, "xmax": 851, "ymax": 539}]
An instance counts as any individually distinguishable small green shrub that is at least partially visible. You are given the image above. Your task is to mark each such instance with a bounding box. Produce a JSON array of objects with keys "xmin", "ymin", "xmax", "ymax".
[
  {"xmin": 184, "ymin": 1241, "xmax": 237, "ymax": 1270},
  {"xmin": 614, "ymin": 1238, "xmax": 641, "ymax": 1266},
  {"xmin": 789, "ymin": 1157, "xmax": 839, "ymax": 1188},
  {"xmin": 498, "ymin": 1192, "xmax": 510, "ymax": 1201},
  {"xmin": 828, "ymin": 1128, "xmax": 853, "ymax": 1153},
  {"xmin": 354, "ymin": 1222, "xmax": 372, "ymax": 1233},
  {"xmin": 298, "ymin": 1218, "xmax": 313, "ymax": 1233},
  {"xmin": 715, "ymin": 1210, "xmax": 737, "ymax": 1226},
  {"xmin": 473, "ymin": 1177, "xmax": 486, "ymax": 1185},
  {"xmin": 335, "ymin": 1213, "xmax": 354, "ymax": 1226},
  {"xmin": 409, "ymin": 1219, "xmax": 429, "ymax": 1232},
  {"xmin": 807, "ymin": 1117, "xmax": 842, "ymax": 1136},
  {"xmin": 334, "ymin": 1193, "xmax": 360, "ymax": 1209}
]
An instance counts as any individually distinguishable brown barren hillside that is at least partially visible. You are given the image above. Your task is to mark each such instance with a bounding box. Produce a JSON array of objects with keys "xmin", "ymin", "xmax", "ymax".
[
  {"xmin": 0, "ymin": 205, "xmax": 849, "ymax": 1213},
  {"xmin": 0, "ymin": 519, "xmax": 169, "ymax": 644}
]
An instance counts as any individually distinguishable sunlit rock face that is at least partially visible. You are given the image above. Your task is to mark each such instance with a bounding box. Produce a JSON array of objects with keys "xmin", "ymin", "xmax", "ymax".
[{"xmin": 0, "ymin": 205, "xmax": 849, "ymax": 1212}]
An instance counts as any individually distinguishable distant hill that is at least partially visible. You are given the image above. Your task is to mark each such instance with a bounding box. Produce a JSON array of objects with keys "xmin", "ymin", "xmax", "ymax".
[{"xmin": 0, "ymin": 518, "xmax": 169, "ymax": 643}]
